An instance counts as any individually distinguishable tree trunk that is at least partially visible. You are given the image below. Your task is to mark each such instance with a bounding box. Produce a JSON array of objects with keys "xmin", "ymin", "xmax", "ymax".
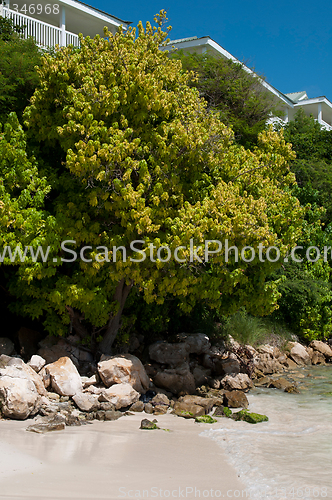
[
  {"xmin": 65, "ymin": 306, "xmax": 89, "ymax": 339},
  {"xmin": 99, "ymin": 279, "xmax": 133, "ymax": 354}
]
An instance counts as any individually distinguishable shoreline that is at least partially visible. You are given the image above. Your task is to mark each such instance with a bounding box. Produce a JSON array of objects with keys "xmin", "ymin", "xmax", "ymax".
[{"xmin": 0, "ymin": 412, "xmax": 245, "ymax": 500}]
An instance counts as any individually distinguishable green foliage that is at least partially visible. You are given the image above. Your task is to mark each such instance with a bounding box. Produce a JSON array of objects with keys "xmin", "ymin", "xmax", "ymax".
[
  {"xmin": 271, "ymin": 261, "xmax": 332, "ymax": 341},
  {"xmin": 233, "ymin": 410, "xmax": 268, "ymax": 423},
  {"xmin": 195, "ymin": 415, "xmax": 217, "ymax": 423},
  {"xmin": 171, "ymin": 51, "xmax": 282, "ymax": 148},
  {"xmin": 0, "ymin": 16, "xmax": 24, "ymax": 41},
  {"xmin": 0, "ymin": 24, "xmax": 41, "ymax": 121},
  {"xmin": 221, "ymin": 308, "xmax": 267, "ymax": 346},
  {"xmin": 0, "ymin": 13, "xmax": 304, "ymax": 350}
]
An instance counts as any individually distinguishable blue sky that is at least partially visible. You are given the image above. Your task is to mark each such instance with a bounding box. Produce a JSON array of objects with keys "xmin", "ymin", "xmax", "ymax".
[{"xmin": 89, "ymin": 0, "xmax": 332, "ymax": 100}]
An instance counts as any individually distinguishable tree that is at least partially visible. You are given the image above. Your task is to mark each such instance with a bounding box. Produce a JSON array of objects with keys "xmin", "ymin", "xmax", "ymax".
[
  {"xmin": 1, "ymin": 13, "xmax": 304, "ymax": 353},
  {"xmin": 171, "ymin": 51, "xmax": 282, "ymax": 148},
  {"xmin": 0, "ymin": 17, "xmax": 41, "ymax": 122}
]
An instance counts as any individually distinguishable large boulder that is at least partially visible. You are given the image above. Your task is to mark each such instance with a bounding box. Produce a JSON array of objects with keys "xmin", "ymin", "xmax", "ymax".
[
  {"xmin": 44, "ymin": 357, "xmax": 82, "ymax": 396},
  {"xmin": 223, "ymin": 390, "xmax": 249, "ymax": 409},
  {"xmin": 177, "ymin": 333, "xmax": 211, "ymax": 355},
  {"xmin": 0, "ymin": 376, "xmax": 41, "ymax": 419},
  {"xmin": 149, "ymin": 342, "xmax": 189, "ymax": 367},
  {"xmin": 253, "ymin": 354, "xmax": 284, "ymax": 374},
  {"xmin": 309, "ymin": 340, "xmax": 332, "ymax": 359},
  {"xmin": 153, "ymin": 367, "xmax": 195, "ymax": 395},
  {"xmin": 288, "ymin": 342, "xmax": 311, "ymax": 366},
  {"xmin": 98, "ymin": 383, "xmax": 140, "ymax": 409},
  {"xmin": 72, "ymin": 392, "xmax": 100, "ymax": 412},
  {"xmin": 0, "ymin": 337, "xmax": 14, "ymax": 356},
  {"xmin": 28, "ymin": 355, "xmax": 46, "ymax": 373},
  {"xmin": 98, "ymin": 354, "xmax": 149, "ymax": 394},
  {"xmin": 220, "ymin": 373, "xmax": 253, "ymax": 392},
  {"xmin": 0, "ymin": 357, "xmax": 47, "ymax": 396}
]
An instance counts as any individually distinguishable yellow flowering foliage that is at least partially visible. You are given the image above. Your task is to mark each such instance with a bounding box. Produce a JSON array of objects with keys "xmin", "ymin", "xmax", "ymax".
[{"xmin": 16, "ymin": 12, "xmax": 304, "ymax": 346}]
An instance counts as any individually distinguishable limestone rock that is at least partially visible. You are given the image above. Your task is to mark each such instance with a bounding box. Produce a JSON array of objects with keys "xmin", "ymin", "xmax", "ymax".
[
  {"xmin": 153, "ymin": 368, "xmax": 195, "ymax": 395},
  {"xmin": 72, "ymin": 392, "xmax": 100, "ymax": 412},
  {"xmin": 151, "ymin": 393, "xmax": 170, "ymax": 407},
  {"xmin": 140, "ymin": 418, "xmax": 159, "ymax": 430},
  {"xmin": 268, "ymin": 378, "xmax": 297, "ymax": 392},
  {"xmin": 223, "ymin": 390, "xmax": 249, "ymax": 409},
  {"xmin": 309, "ymin": 340, "xmax": 332, "ymax": 359},
  {"xmin": 288, "ymin": 342, "xmax": 311, "ymax": 366},
  {"xmin": 216, "ymin": 356, "xmax": 241, "ymax": 376},
  {"xmin": 144, "ymin": 402, "xmax": 154, "ymax": 414},
  {"xmin": 0, "ymin": 338, "xmax": 14, "ymax": 356},
  {"xmin": 28, "ymin": 355, "xmax": 46, "ymax": 373},
  {"xmin": 311, "ymin": 351, "xmax": 326, "ymax": 365},
  {"xmin": 173, "ymin": 402, "xmax": 205, "ymax": 418},
  {"xmin": 0, "ymin": 376, "xmax": 41, "ymax": 419},
  {"xmin": 177, "ymin": 333, "xmax": 211, "ymax": 354},
  {"xmin": 177, "ymin": 395, "xmax": 215, "ymax": 413},
  {"xmin": 153, "ymin": 405, "xmax": 168, "ymax": 415},
  {"xmin": 220, "ymin": 373, "xmax": 253, "ymax": 392},
  {"xmin": 0, "ymin": 358, "xmax": 47, "ymax": 396},
  {"xmin": 26, "ymin": 414, "xmax": 66, "ymax": 433},
  {"xmin": 44, "ymin": 357, "xmax": 82, "ymax": 396},
  {"xmin": 149, "ymin": 342, "xmax": 189, "ymax": 367},
  {"xmin": 98, "ymin": 354, "xmax": 149, "ymax": 394},
  {"xmin": 98, "ymin": 382, "xmax": 140, "ymax": 410},
  {"xmin": 130, "ymin": 400, "xmax": 145, "ymax": 412}
]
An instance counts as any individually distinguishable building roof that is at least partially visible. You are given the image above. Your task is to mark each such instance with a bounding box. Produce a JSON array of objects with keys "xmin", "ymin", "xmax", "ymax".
[
  {"xmin": 285, "ymin": 91, "xmax": 308, "ymax": 103},
  {"xmin": 68, "ymin": 0, "xmax": 131, "ymax": 25}
]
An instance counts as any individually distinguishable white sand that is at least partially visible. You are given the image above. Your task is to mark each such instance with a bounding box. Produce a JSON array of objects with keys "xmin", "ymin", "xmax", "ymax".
[{"xmin": 0, "ymin": 413, "xmax": 245, "ymax": 500}]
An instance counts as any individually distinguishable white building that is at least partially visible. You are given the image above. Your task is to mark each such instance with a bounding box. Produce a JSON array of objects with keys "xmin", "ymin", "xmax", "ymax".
[
  {"xmin": 0, "ymin": 0, "xmax": 129, "ymax": 48},
  {"xmin": 163, "ymin": 36, "xmax": 332, "ymax": 131}
]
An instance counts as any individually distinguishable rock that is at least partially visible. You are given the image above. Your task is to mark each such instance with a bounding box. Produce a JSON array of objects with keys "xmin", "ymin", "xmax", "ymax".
[
  {"xmin": 309, "ymin": 340, "xmax": 332, "ymax": 359},
  {"xmin": 257, "ymin": 344, "xmax": 275, "ymax": 357},
  {"xmin": 149, "ymin": 342, "xmax": 189, "ymax": 367},
  {"xmin": 173, "ymin": 402, "xmax": 205, "ymax": 418},
  {"xmin": 38, "ymin": 344, "xmax": 75, "ymax": 365},
  {"xmin": 192, "ymin": 366, "xmax": 211, "ymax": 387},
  {"xmin": 195, "ymin": 415, "xmax": 217, "ymax": 424},
  {"xmin": 0, "ymin": 354, "xmax": 11, "ymax": 368},
  {"xmin": 285, "ymin": 357, "xmax": 298, "ymax": 369},
  {"xmin": 98, "ymin": 354, "xmax": 149, "ymax": 394},
  {"xmin": 82, "ymin": 374, "xmax": 99, "ymax": 388},
  {"xmin": 0, "ymin": 376, "xmax": 41, "ymax": 420},
  {"xmin": 0, "ymin": 357, "xmax": 47, "ymax": 396},
  {"xmin": 130, "ymin": 400, "xmax": 145, "ymax": 412},
  {"xmin": 288, "ymin": 342, "xmax": 311, "ymax": 366},
  {"xmin": 104, "ymin": 409, "xmax": 122, "ymax": 421},
  {"xmin": 44, "ymin": 357, "xmax": 82, "ymax": 396},
  {"xmin": 99, "ymin": 402, "xmax": 115, "ymax": 411},
  {"xmin": 72, "ymin": 392, "xmax": 100, "ymax": 412},
  {"xmin": 177, "ymin": 333, "xmax": 211, "ymax": 354},
  {"xmin": 151, "ymin": 393, "xmax": 170, "ymax": 407},
  {"xmin": 144, "ymin": 403, "xmax": 154, "ymax": 414},
  {"xmin": 140, "ymin": 419, "xmax": 159, "ymax": 430},
  {"xmin": 311, "ymin": 351, "xmax": 326, "ymax": 365},
  {"xmin": 153, "ymin": 405, "xmax": 168, "ymax": 415},
  {"xmin": 233, "ymin": 410, "xmax": 268, "ymax": 424},
  {"xmin": 216, "ymin": 356, "xmax": 241, "ymax": 376},
  {"xmin": 17, "ymin": 327, "xmax": 41, "ymax": 361},
  {"xmin": 153, "ymin": 368, "xmax": 195, "ymax": 395},
  {"xmin": 26, "ymin": 414, "xmax": 66, "ymax": 433},
  {"xmin": 223, "ymin": 390, "xmax": 249, "ymax": 409},
  {"xmin": 177, "ymin": 395, "xmax": 215, "ymax": 413},
  {"xmin": 220, "ymin": 373, "xmax": 253, "ymax": 392},
  {"xmin": 254, "ymin": 354, "xmax": 284, "ymax": 374},
  {"xmin": 213, "ymin": 406, "xmax": 232, "ymax": 418},
  {"xmin": 98, "ymin": 383, "xmax": 140, "ymax": 410},
  {"xmin": 268, "ymin": 378, "xmax": 297, "ymax": 392},
  {"xmin": 254, "ymin": 376, "xmax": 271, "ymax": 387},
  {"xmin": 28, "ymin": 355, "xmax": 46, "ymax": 373},
  {"xmin": 0, "ymin": 338, "xmax": 14, "ymax": 356}
]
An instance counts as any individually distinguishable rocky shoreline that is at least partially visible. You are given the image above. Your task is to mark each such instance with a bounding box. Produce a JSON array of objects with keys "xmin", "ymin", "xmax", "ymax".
[{"xmin": 0, "ymin": 332, "xmax": 331, "ymax": 432}]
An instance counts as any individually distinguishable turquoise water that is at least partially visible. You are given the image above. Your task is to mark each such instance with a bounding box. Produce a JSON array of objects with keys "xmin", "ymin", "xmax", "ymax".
[{"xmin": 202, "ymin": 365, "xmax": 332, "ymax": 499}]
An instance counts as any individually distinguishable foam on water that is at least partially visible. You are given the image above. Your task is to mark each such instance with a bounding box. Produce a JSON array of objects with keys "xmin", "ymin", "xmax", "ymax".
[{"xmin": 201, "ymin": 365, "xmax": 332, "ymax": 500}]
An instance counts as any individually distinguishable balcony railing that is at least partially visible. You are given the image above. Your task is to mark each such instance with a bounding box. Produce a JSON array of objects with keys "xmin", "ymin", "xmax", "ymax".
[
  {"xmin": 320, "ymin": 119, "xmax": 332, "ymax": 131},
  {"xmin": 2, "ymin": 6, "xmax": 79, "ymax": 48}
]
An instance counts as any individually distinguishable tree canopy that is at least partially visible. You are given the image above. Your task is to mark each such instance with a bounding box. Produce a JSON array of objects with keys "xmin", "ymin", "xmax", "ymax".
[
  {"xmin": 171, "ymin": 50, "xmax": 282, "ymax": 148},
  {"xmin": 0, "ymin": 13, "xmax": 304, "ymax": 352}
]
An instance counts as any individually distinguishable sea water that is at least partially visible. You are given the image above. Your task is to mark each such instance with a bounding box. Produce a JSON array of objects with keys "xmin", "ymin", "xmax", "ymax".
[{"xmin": 201, "ymin": 365, "xmax": 332, "ymax": 500}]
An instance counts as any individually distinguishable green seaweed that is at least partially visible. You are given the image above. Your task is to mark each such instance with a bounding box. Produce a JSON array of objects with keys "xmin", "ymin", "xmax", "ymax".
[
  {"xmin": 195, "ymin": 415, "xmax": 217, "ymax": 424},
  {"xmin": 233, "ymin": 410, "xmax": 268, "ymax": 424}
]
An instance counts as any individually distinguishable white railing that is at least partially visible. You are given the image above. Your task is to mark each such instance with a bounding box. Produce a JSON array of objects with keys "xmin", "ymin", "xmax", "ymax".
[
  {"xmin": 2, "ymin": 7, "xmax": 79, "ymax": 48},
  {"xmin": 320, "ymin": 119, "xmax": 332, "ymax": 131}
]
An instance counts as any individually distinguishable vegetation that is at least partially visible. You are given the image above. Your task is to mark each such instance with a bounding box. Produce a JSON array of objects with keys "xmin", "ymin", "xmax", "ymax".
[
  {"xmin": 0, "ymin": 18, "xmax": 41, "ymax": 122},
  {"xmin": 0, "ymin": 12, "xmax": 305, "ymax": 352},
  {"xmin": 171, "ymin": 51, "xmax": 282, "ymax": 148}
]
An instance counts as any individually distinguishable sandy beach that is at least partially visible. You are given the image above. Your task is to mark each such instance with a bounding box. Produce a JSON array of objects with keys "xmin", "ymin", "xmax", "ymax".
[{"xmin": 0, "ymin": 413, "xmax": 245, "ymax": 500}]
